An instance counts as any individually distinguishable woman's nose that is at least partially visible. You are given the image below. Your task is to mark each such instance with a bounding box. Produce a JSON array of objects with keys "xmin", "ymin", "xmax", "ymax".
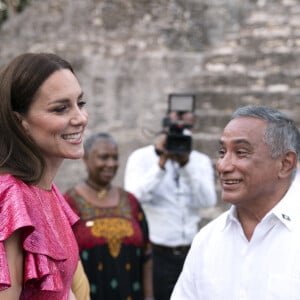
[
  {"xmin": 107, "ymin": 158, "xmax": 118, "ymax": 167},
  {"xmin": 71, "ymin": 107, "xmax": 88, "ymax": 126}
]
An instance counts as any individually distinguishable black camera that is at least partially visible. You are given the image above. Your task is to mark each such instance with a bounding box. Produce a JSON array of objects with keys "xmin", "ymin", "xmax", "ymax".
[{"xmin": 162, "ymin": 94, "xmax": 196, "ymax": 155}]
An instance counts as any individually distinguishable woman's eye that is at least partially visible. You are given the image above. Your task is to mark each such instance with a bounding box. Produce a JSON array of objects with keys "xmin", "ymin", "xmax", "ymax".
[
  {"xmin": 53, "ymin": 106, "xmax": 67, "ymax": 113},
  {"xmin": 98, "ymin": 155, "xmax": 108, "ymax": 160}
]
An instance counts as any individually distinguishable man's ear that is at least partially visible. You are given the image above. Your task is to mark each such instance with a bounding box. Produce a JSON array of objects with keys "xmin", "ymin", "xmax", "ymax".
[
  {"xmin": 278, "ymin": 151, "xmax": 297, "ymax": 179},
  {"xmin": 13, "ymin": 111, "xmax": 30, "ymax": 132}
]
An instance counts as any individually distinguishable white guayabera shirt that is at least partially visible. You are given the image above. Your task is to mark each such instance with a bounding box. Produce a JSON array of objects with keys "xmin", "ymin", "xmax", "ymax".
[
  {"xmin": 124, "ymin": 144, "xmax": 217, "ymax": 247},
  {"xmin": 171, "ymin": 185, "xmax": 300, "ymax": 300}
]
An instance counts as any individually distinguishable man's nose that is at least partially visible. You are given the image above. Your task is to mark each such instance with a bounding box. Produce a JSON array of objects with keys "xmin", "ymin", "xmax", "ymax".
[{"xmin": 216, "ymin": 153, "xmax": 235, "ymax": 173}]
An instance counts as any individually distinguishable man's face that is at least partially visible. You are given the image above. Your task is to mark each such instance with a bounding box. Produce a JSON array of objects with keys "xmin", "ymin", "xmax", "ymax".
[{"xmin": 216, "ymin": 117, "xmax": 282, "ymax": 210}]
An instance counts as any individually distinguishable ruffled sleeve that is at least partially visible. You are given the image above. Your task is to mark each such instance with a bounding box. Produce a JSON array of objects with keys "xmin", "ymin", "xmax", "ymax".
[
  {"xmin": 0, "ymin": 175, "xmax": 79, "ymax": 294},
  {"xmin": 0, "ymin": 176, "xmax": 33, "ymax": 290}
]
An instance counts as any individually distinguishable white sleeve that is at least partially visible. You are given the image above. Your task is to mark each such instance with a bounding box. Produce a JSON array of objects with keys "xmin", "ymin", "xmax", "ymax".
[
  {"xmin": 124, "ymin": 149, "xmax": 165, "ymax": 203},
  {"xmin": 180, "ymin": 151, "xmax": 217, "ymax": 208}
]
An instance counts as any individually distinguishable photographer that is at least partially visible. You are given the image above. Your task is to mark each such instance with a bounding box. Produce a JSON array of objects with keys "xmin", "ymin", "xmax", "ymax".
[{"xmin": 124, "ymin": 96, "xmax": 217, "ymax": 300}]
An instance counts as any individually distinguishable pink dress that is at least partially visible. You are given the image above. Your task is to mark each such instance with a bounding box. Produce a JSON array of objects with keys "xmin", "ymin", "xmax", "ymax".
[{"xmin": 0, "ymin": 174, "xmax": 79, "ymax": 299}]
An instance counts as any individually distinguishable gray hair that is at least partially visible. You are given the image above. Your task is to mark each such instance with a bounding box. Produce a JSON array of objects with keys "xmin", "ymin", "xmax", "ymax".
[
  {"xmin": 84, "ymin": 132, "xmax": 117, "ymax": 155},
  {"xmin": 232, "ymin": 105, "xmax": 300, "ymax": 160}
]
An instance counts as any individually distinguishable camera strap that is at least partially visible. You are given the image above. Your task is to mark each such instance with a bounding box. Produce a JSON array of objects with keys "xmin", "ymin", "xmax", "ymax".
[{"xmin": 172, "ymin": 161, "xmax": 180, "ymax": 187}]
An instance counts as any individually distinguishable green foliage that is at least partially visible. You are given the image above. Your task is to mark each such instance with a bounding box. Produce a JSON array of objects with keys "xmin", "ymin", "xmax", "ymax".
[
  {"xmin": 0, "ymin": 1, "xmax": 8, "ymax": 25},
  {"xmin": 0, "ymin": 0, "xmax": 31, "ymax": 27}
]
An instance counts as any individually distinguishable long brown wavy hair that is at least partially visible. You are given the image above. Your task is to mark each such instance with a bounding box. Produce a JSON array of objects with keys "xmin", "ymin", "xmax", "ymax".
[{"xmin": 0, "ymin": 53, "xmax": 75, "ymax": 184}]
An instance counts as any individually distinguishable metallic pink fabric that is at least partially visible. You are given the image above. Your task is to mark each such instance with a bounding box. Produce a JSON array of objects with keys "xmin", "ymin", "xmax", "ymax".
[{"xmin": 0, "ymin": 174, "xmax": 79, "ymax": 299}]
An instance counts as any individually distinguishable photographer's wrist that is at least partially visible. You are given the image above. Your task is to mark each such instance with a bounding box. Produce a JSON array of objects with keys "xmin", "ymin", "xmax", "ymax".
[{"xmin": 158, "ymin": 154, "xmax": 168, "ymax": 170}]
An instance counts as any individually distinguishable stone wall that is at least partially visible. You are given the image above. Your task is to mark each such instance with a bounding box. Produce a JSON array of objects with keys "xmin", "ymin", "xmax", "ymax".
[
  {"xmin": 0, "ymin": 0, "xmax": 250, "ymax": 193},
  {"xmin": 2, "ymin": 0, "xmax": 299, "ymax": 221}
]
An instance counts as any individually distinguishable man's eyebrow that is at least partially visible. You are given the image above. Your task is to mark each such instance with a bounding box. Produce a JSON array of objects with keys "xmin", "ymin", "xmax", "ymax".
[
  {"xmin": 219, "ymin": 139, "xmax": 251, "ymax": 146},
  {"xmin": 78, "ymin": 91, "xmax": 84, "ymax": 99}
]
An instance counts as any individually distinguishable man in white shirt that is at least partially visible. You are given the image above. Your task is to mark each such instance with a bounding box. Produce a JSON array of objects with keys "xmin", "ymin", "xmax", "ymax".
[
  {"xmin": 124, "ymin": 111, "xmax": 217, "ymax": 300},
  {"xmin": 171, "ymin": 105, "xmax": 300, "ymax": 300}
]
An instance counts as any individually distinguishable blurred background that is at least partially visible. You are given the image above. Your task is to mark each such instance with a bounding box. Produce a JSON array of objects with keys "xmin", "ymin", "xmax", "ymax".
[{"xmin": 1, "ymin": 0, "xmax": 300, "ymax": 221}]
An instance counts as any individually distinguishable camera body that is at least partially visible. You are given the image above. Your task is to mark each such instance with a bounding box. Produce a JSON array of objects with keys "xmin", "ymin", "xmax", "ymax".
[
  {"xmin": 162, "ymin": 94, "xmax": 196, "ymax": 155},
  {"xmin": 163, "ymin": 117, "xmax": 192, "ymax": 154}
]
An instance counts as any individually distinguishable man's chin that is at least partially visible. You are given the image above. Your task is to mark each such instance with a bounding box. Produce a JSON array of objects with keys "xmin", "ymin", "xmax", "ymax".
[{"xmin": 221, "ymin": 192, "xmax": 239, "ymax": 204}]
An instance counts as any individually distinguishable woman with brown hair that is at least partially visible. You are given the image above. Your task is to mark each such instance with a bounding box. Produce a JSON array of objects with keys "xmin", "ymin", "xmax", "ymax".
[{"xmin": 0, "ymin": 52, "xmax": 88, "ymax": 299}]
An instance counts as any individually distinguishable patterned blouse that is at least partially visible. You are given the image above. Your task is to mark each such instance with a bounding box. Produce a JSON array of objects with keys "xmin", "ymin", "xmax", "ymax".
[{"xmin": 64, "ymin": 187, "xmax": 150, "ymax": 300}]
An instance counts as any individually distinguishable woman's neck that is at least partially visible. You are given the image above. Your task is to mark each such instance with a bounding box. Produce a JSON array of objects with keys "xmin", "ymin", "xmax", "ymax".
[
  {"xmin": 85, "ymin": 178, "xmax": 111, "ymax": 191},
  {"xmin": 37, "ymin": 159, "xmax": 62, "ymax": 190},
  {"xmin": 84, "ymin": 178, "xmax": 113, "ymax": 203}
]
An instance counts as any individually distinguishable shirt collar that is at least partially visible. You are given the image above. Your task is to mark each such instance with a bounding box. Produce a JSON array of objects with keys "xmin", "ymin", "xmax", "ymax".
[
  {"xmin": 222, "ymin": 205, "xmax": 238, "ymax": 231},
  {"xmin": 268, "ymin": 185, "xmax": 300, "ymax": 231},
  {"xmin": 222, "ymin": 185, "xmax": 300, "ymax": 232}
]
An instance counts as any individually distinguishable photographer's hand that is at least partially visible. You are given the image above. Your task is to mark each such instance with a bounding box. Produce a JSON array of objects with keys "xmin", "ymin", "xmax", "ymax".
[
  {"xmin": 155, "ymin": 132, "xmax": 190, "ymax": 168},
  {"xmin": 158, "ymin": 153, "xmax": 168, "ymax": 170},
  {"xmin": 155, "ymin": 133, "xmax": 169, "ymax": 170}
]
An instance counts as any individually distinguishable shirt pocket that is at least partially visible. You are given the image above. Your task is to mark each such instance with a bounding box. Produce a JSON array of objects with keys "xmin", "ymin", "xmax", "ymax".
[{"xmin": 268, "ymin": 274, "xmax": 300, "ymax": 299}]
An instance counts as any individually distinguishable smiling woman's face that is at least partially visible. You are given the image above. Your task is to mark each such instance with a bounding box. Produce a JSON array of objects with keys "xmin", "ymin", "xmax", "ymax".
[
  {"xmin": 19, "ymin": 69, "xmax": 88, "ymax": 165},
  {"xmin": 84, "ymin": 140, "xmax": 119, "ymax": 186}
]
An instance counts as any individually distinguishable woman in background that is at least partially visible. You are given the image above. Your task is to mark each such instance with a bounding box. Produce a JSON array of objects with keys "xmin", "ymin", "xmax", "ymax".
[
  {"xmin": 0, "ymin": 53, "xmax": 88, "ymax": 299},
  {"xmin": 64, "ymin": 133, "xmax": 153, "ymax": 300}
]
